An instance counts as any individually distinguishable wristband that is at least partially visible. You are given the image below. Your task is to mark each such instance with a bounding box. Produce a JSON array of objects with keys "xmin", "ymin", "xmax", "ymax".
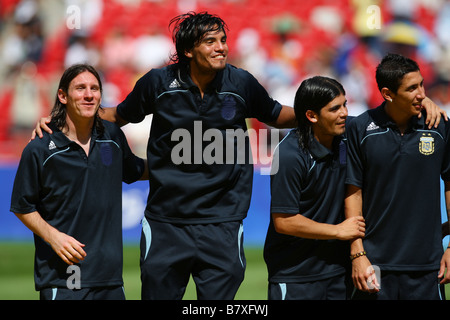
[{"xmin": 350, "ymin": 251, "xmax": 366, "ymax": 261}]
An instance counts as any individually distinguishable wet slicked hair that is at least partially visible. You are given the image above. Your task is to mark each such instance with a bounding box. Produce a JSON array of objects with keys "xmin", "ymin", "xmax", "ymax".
[{"xmin": 169, "ymin": 11, "xmax": 228, "ymax": 65}]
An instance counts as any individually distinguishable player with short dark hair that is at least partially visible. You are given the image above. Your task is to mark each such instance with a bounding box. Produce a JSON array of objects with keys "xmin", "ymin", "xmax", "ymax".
[
  {"xmin": 345, "ymin": 53, "xmax": 450, "ymax": 299},
  {"xmin": 11, "ymin": 64, "xmax": 147, "ymax": 300},
  {"xmin": 264, "ymin": 76, "xmax": 365, "ymax": 300}
]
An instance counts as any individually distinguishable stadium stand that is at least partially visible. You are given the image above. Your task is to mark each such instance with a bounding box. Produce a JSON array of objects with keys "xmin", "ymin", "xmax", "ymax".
[{"xmin": 0, "ymin": 0, "xmax": 450, "ymax": 162}]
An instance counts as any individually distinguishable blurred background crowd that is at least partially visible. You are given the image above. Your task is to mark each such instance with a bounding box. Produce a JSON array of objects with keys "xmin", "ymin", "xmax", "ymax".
[{"xmin": 0, "ymin": 0, "xmax": 450, "ymax": 161}]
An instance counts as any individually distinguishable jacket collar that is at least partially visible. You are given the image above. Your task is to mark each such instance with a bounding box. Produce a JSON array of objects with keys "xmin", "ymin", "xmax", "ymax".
[
  {"xmin": 309, "ymin": 135, "xmax": 344, "ymax": 160},
  {"xmin": 177, "ymin": 63, "xmax": 225, "ymax": 91},
  {"xmin": 48, "ymin": 122, "xmax": 99, "ymax": 148},
  {"xmin": 372, "ymin": 102, "xmax": 425, "ymax": 129}
]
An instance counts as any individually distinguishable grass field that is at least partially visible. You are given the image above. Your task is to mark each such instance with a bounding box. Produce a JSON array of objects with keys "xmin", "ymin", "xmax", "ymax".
[
  {"xmin": 0, "ymin": 242, "xmax": 268, "ymax": 300},
  {"xmin": 1, "ymin": 242, "xmax": 448, "ymax": 300}
]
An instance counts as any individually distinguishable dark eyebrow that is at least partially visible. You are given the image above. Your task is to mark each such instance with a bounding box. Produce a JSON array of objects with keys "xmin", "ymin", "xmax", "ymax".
[
  {"xmin": 201, "ymin": 30, "xmax": 226, "ymax": 42},
  {"xmin": 406, "ymin": 78, "xmax": 424, "ymax": 90},
  {"xmin": 406, "ymin": 83, "xmax": 419, "ymax": 91},
  {"xmin": 330, "ymin": 100, "xmax": 347, "ymax": 109}
]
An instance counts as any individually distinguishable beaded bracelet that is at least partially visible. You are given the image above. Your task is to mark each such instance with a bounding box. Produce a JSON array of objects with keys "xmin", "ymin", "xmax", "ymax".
[{"xmin": 350, "ymin": 251, "xmax": 367, "ymax": 261}]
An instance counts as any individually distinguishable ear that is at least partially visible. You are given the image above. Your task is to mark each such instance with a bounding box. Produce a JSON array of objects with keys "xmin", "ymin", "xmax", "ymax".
[
  {"xmin": 57, "ymin": 89, "xmax": 67, "ymax": 104},
  {"xmin": 381, "ymin": 87, "xmax": 393, "ymax": 102},
  {"xmin": 184, "ymin": 50, "xmax": 193, "ymax": 59},
  {"xmin": 305, "ymin": 110, "xmax": 318, "ymax": 123}
]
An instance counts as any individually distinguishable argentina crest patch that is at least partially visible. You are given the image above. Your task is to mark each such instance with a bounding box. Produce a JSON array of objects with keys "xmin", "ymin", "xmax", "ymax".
[
  {"xmin": 221, "ymin": 95, "xmax": 236, "ymax": 120},
  {"xmin": 419, "ymin": 133, "xmax": 434, "ymax": 155}
]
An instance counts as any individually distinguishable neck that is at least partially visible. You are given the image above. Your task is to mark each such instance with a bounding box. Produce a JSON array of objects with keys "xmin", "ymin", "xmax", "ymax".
[
  {"xmin": 63, "ymin": 116, "xmax": 94, "ymax": 154},
  {"xmin": 313, "ymin": 132, "xmax": 334, "ymax": 150},
  {"xmin": 384, "ymin": 102, "xmax": 411, "ymax": 133},
  {"xmin": 189, "ymin": 65, "xmax": 217, "ymax": 98}
]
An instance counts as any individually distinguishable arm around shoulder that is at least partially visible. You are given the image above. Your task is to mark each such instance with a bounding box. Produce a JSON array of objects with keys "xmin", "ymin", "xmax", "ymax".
[
  {"xmin": 99, "ymin": 107, "xmax": 129, "ymax": 127},
  {"xmin": 266, "ymin": 105, "xmax": 297, "ymax": 129}
]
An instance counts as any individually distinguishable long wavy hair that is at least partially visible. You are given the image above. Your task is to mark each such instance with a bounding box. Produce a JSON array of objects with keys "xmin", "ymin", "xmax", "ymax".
[
  {"xmin": 51, "ymin": 64, "xmax": 104, "ymax": 134},
  {"xmin": 168, "ymin": 11, "xmax": 228, "ymax": 66},
  {"xmin": 294, "ymin": 76, "xmax": 346, "ymax": 150}
]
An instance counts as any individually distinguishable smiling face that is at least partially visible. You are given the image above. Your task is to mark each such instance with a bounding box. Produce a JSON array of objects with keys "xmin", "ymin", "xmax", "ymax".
[
  {"xmin": 308, "ymin": 94, "xmax": 348, "ymax": 147},
  {"xmin": 58, "ymin": 71, "xmax": 101, "ymax": 122},
  {"xmin": 385, "ymin": 71, "xmax": 426, "ymax": 118},
  {"xmin": 185, "ymin": 27, "xmax": 228, "ymax": 76}
]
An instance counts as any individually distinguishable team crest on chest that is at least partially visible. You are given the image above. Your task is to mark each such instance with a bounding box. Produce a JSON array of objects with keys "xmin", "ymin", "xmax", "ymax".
[
  {"xmin": 419, "ymin": 133, "xmax": 434, "ymax": 155},
  {"xmin": 221, "ymin": 95, "xmax": 236, "ymax": 120}
]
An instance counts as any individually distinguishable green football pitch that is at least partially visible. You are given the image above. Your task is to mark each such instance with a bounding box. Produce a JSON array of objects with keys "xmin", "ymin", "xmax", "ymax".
[
  {"xmin": 1, "ymin": 242, "xmax": 448, "ymax": 300},
  {"xmin": 0, "ymin": 242, "xmax": 268, "ymax": 300}
]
